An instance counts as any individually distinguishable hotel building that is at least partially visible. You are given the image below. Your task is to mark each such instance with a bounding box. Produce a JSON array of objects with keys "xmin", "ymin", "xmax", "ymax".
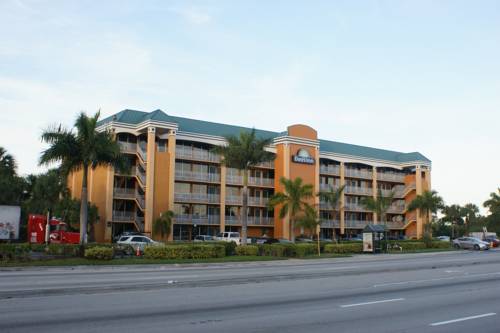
[{"xmin": 67, "ymin": 109, "xmax": 432, "ymax": 242}]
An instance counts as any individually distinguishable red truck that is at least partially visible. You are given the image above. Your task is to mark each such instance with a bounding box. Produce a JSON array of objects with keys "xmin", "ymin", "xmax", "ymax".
[{"xmin": 28, "ymin": 214, "xmax": 80, "ymax": 244}]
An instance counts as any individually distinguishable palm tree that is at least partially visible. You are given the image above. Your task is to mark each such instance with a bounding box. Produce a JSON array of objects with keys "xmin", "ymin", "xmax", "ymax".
[
  {"xmin": 0, "ymin": 147, "xmax": 16, "ymax": 177},
  {"xmin": 268, "ymin": 177, "xmax": 314, "ymax": 242},
  {"xmin": 408, "ymin": 190, "xmax": 444, "ymax": 238},
  {"xmin": 318, "ymin": 184, "xmax": 345, "ymax": 241},
  {"xmin": 40, "ymin": 111, "xmax": 127, "ymax": 245},
  {"xmin": 213, "ymin": 129, "xmax": 275, "ymax": 245},
  {"xmin": 484, "ymin": 189, "xmax": 500, "ymax": 216},
  {"xmin": 153, "ymin": 210, "xmax": 174, "ymax": 240},
  {"xmin": 296, "ymin": 206, "xmax": 322, "ymax": 256},
  {"xmin": 360, "ymin": 189, "xmax": 394, "ymax": 225}
]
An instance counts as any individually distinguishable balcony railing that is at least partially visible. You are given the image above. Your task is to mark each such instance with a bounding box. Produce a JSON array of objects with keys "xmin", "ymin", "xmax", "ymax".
[
  {"xmin": 249, "ymin": 177, "xmax": 274, "ymax": 187},
  {"xmin": 117, "ymin": 141, "xmax": 137, "ymax": 154},
  {"xmin": 175, "ymin": 171, "xmax": 221, "ymax": 183},
  {"xmin": 135, "ymin": 190, "xmax": 145, "ymax": 209},
  {"xmin": 175, "ymin": 147, "xmax": 221, "ymax": 163},
  {"xmin": 387, "ymin": 201, "xmax": 406, "ymax": 214},
  {"xmin": 384, "ymin": 221, "xmax": 405, "ymax": 229},
  {"xmin": 319, "ymin": 165, "xmax": 340, "ymax": 176},
  {"xmin": 137, "ymin": 143, "xmax": 147, "ymax": 162},
  {"xmin": 112, "ymin": 211, "xmax": 135, "ymax": 222},
  {"xmin": 225, "ymin": 195, "xmax": 242, "ymax": 205},
  {"xmin": 344, "ymin": 202, "xmax": 368, "ymax": 212},
  {"xmin": 345, "ymin": 220, "xmax": 370, "ymax": 228},
  {"xmin": 113, "ymin": 187, "xmax": 135, "ymax": 199},
  {"xmin": 345, "ymin": 168, "xmax": 373, "ymax": 180},
  {"xmin": 225, "ymin": 216, "xmax": 274, "ymax": 226},
  {"xmin": 377, "ymin": 172, "xmax": 405, "ymax": 183},
  {"xmin": 345, "ymin": 186, "xmax": 372, "ymax": 196},
  {"xmin": 255, "ymin": 161, "xmax": 275, "ymax": 169},
  {"xmin": 320, "ymin": 183, "xmax": 340, "ymax": 192},
  {"xmin": 226, "ymin": 174, "xmax": 243, "ymax": 185},
  {"xmin": 174, "ymin": 193, "xmax": 220, "ymax": 204},
  {"xmin": 174, "ymin": 214, "xmax": 220, "ymax": 225},
  {"xmin": 320, "ymin": 219, "xmax": 340, "ymax": 228},
  {"xmin": 135, "ymin": 167, "xmax": 146, "ymax": 186}
]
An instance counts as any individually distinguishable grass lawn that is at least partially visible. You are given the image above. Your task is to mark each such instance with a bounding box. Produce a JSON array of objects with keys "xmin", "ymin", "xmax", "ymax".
[
  {"xmin": 387, "ymin": 247, "xmax": 457, "ymax": 254},
  {"xmin": 0, "ymin": 256, "xmax": 287, "ymax": 267}
]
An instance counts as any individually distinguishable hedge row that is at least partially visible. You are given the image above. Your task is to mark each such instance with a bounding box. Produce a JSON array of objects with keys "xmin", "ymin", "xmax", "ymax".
[
  {"xmin": 324, "ymin": 243, "xmax": 363, "ymax": 254},
  {"xmin": 84, "ymin": 246, "xmax": 114, "ymax": 260},
  {"xmin": 143, "ymin": 244, "xmax": 226, "ymax": 260}
]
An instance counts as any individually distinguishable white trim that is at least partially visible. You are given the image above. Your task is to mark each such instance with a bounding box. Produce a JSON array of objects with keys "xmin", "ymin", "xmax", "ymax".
[
  {"xmin": 273, "ymin": 135, "xmax": 320, "ymax": 147},
  {"xmin": 319, "ymin": 151, "xmax": 431, "ymax": 169}
]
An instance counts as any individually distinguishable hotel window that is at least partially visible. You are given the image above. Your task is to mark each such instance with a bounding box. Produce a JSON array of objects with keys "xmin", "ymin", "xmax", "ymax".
[{"xmin": 174, "ymin": 182, "xmax": 190, "ymax": 194}]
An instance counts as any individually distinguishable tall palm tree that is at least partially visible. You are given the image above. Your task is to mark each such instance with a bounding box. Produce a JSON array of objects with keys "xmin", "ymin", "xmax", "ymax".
[
  {"xmin": 318, "ymin": 184, "xmax": 345, "ymax": 241},
  {"xmin": 213, "ymin": 129, "xmax": 275, "ymax": 245},
  {"xmin": 0, "ymin": 147, "xmax": 16, "ymax": 177},
  {"xmin": 484, "ymin": 188, "xmax": 500, "ymax": 216},
  {"xmin": 268, "ymin": 177, "xmax": 314, "ymax": 242},
  {"xmin": 407, "ymin": 190, "xmax": 444, "ymax": 234},
  {"xmin": 40, "ymin": 111, "xmax": 127, "ymax": 245},
  {"xmin": 360, "ymin": 189, "xmax": 394, "ymax": 225},
  {"xmin": 296, "ymin": 206, "xmax": 322, "ymax": 256},
  {"xmin": 153, "ymin": 210, "xmax": 174, "ymax": 240}
]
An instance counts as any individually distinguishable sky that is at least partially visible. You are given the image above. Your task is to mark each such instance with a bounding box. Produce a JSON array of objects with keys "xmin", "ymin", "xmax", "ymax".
[{"xmin": 0, "ymin": 0, "xmax": 499, "ymax": 213}]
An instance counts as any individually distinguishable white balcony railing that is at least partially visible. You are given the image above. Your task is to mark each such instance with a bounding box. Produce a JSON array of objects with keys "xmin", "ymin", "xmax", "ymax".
[
  {"xmin": 174, "ymin": 214, "xmax": 220, "ymax": 225},
  {"xmin": 117, "ymin": 141, "xmax": 137, "ymax": 154},
  {"xmin": 319, "ymin": 165, "xmax": 340, "ymax": 176},
  {"xmin": 255, "ymin": 161, "xmax": 275, "ymax": 169},
  {"xmin": 224, "ymin": 216, "xmax": 274, "ymax": 226},
  {"xmin": 319, "ymin": 183, "xmax": 340, "ymax": 192},
  {"xmin": 345, "ymin": 168, "xmax": 373, "ymax": 180},
  {"xmin": 320, "ymin": 219, "xmax": 340, "ymax": 228},
  {"xmin": 135, "ymin": 167, "xmax": 146, "ymax": 186},
  {"xmin": 137, "ymin": 143, "xmax": 147, "ymax": 162},
  {"xmin": 174, "ymin": 193, "xmax": 220, "ymax": 204},
  {"xmin": 112, "ymin": 211, "xmax": 135, "ymax": 222},
  {"xmin": 225, "ymin": 195, "xmax": 242, "ymax": 205},
  {"xmin": 113, "ymin": 187, "xmax": 135, "ymax": 198},
  {"xmin": 249, "ymin": 177, "xmax": 274, "ymax": 187},
  {"xmin": 345, "ymin": 220, "xmax": 370, "ymax": 228},
  {"xmin": 135, "ymin": 190, "xmax": 145, "ymax": 209},
  {"xmin": 226, "ymin": 174, "xmax": 243, "ymax": 185},
  {"xmin": 345, "ymin": 186, "xmax": 372, "ymax": 196},
  {"xmin": 377, "ymin": 172, "xmax": 405, "ymax": 183},
  {"xmin": 175, "ymin": 171, "xmax": 221, "ymax": 183},
  {"xmin": 344, "ymin": 202, "xmax": 368, "ymax": 212},
  {"xmin": 175, "ymin": 147, "xmax": 221, "ymax": 163}
]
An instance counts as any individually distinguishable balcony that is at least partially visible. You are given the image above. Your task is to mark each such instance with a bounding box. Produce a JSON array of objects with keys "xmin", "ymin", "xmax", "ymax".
[
  {"xmin": 320, "ymin": 219, "xmax": 340, "ymax": 228},
  {"xmin": 137, "ymin": 144, "xmax": 147, "ymax": 162},
  {"xmin": 113, "ymin": 187, "xmax": 135, "ymax": 199},
  {"xmin": 255, "ymin": 161, "xmax": 275, "ymax": 169},
  {"xmin": 175, "ymin": 171, "xmax": 221, "ymax": 183},
  {"xmin": 226, "ymin": 174, "xmax": 243, "ymax": 185},
  {"xmin": 384, "ymin": 221, "xmax": 405, "ymax": 229},
  {"xmin": 174, "ymin": 214, "xmax": 220, "ymax": 225},
  {"xmin": 377, "ymin": 172, "xmax": 405, "ymax": 183},
  {"xmin": 174, "ymin": 193, "xmax": 220, "ymax": 204},
  {"xmin": 175, "ymin": 147, "xmax": 221, "ymax": 163},
  {"xmin": 135, "ymin": 167, "xmax": 146, "ymax": 186},
  {"xmin": 387, "ymin": 201, "xmax": 406, "ymax": 214},
  {"xmin": 345, "ymin": 168, "xmax": 373, "ymax": 180},
  {"xmin": 112, "ymin": 211, "xmax": 135, "ymax": 222},
  {"xmin": 319, "ymin": 201, "xmax": 340, "ymax": 210},
  {"xmin": 320, "ymin": 183, "xmax": 340, "ymax": 192},
  {"xmin": 319, "ymin": 165, "xmax": 340, "ymax": 176},
  {"xmin": 345, "ymin": 186, "xmax": 372, "ymax": 196},
  {"xmin": 345, "ymin": 220, "xmax": 370, "ymax": 228},
  {"xmin": 344, "ymin": 202, "xmax": 369, "ymax": 212},
  {"xmin": 135, "ymin": 190, "xmax": 145, "ymax": 210},
  {"xmin": 249, "ymin": 177, "xmax": 274, "ymax": 187},
  {"xmin": 117, "ymin": 141, "xmax": 137, "ymax": 154},
  {"xmin": 225, "ymin": 216, "xmax": 274, "ymax": 226},
  {"xmin": 225, "ymin": 195, "xmax": 242, "ymax": 205},
  {"xmin": 116, "ymin": 166, "xmax": 137, "ymax": 177},
  {"xmin": 248, "ymin": 197, "xmax": 269, "ymax": 206}
]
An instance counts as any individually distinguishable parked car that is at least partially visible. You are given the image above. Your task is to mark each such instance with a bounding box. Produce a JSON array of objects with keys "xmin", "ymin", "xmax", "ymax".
[
  {"xmin": 117, "ymin": 235, "xmax": 160, "ymax": 250},
  {"xmin": 193, "ymin": 235, "xmax": 214, "ymax": 242},
  {"xmin": 113, "ymin": 231, "xmax": 143, "ymax": 243},
  {"xmin": 436, "ymin": 236, "xmax": 451, "ymax": 242},
  {"xmin": 257, "ymin": 238, "xmax": 293, "ymax": 244},
  {"xmin": 452, "ymin": 237, "xmax": 490, "ymax": 250},
  {"xmin": 483, "ymin": 236, "xmax": 500, "ymax": 248},
  {"xmin": 296, "ymin": 238, "xmax": 313, "ymax": 243},
  {"xmin": 215, "ymin": 232, "xmax": 250, "ymax": 245}
]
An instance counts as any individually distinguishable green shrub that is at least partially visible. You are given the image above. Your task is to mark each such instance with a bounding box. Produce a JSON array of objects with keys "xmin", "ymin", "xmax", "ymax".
[
  {"xmin": 235, "ymin": 245, "xmax": 259, "ymax": 256},
  {"xmin": 294, "ymin": 243, "xmax": 317, "ymax": 257},
  {"xmin": 47, "ymin": 244, "xmax": 80, "ymax": 257},
  {"xmin": 258, "ymin": 244, "xmax": 286, "ymax": 257},
  {"xmin": 84, "ymin": 246, "xmax": 114, "ymax": 260},
  {"xmin": 324, "ymin": 243, "xmax": 363, "ymax": 254},
  {"xmin": 215, "ymin": 241, "xmax": 237, "ymax": 256},
  {"xmin": 143, "ymin": 244, "xmax": 225, "ymax": 260},
  {"xmin": 0, "ymin": 243, "xmax": 31, "ymax": 261}
]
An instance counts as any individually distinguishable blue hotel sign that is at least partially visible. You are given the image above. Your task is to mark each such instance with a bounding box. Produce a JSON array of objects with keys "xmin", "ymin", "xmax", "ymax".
[{"xmin": 292, "ymin": 149, "xmax": 315, "ymax": 165}]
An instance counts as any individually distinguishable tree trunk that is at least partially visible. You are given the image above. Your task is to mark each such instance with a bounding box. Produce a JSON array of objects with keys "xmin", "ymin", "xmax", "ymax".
[
  {"xmin": 241, "ymin": 168, "xmax": 248, "ymax": 246},
  {"xmin": 290, "ymin": 217, "xmax": 295, "ymax": 243},
  {"xmin": 80, "ymin": 164, "xmax": 89, "ymax": 246}
]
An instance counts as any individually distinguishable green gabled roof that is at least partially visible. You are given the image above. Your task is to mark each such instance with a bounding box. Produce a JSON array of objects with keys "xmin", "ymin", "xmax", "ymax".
[
  {"xmin": 319, "ymin": 140, "xmax": 431, "ymax": 163},
  {"xmin": 98, "ymin": 109, "xmax": 430, "ymax": 163}
]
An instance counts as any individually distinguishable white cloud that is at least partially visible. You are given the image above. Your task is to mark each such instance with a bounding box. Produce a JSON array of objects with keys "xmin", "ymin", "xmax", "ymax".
[{"xmin": 170, "ymin": 6, "xmax": 212, "ymax": 25}]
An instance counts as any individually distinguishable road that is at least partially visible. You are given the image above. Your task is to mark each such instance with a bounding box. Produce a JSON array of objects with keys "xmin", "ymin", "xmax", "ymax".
[{"xmin": 1, "ymin": 249, "xmax": 500, "ymax": 332}]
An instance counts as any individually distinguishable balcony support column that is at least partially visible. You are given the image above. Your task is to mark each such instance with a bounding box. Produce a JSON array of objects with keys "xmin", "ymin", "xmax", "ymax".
[
  {"xmin": 144, "ymin": 127, "xmax": 156, "ymax": 237},
  {"xmin": 372, "ymin": 166, "xmax": 378, "ymax": 224},
  {"xmin": 340, "ymin": 162, "xmax": 345, "ymax": 235},
  {"xmin": 167, "ymin": 130, "xmax": 176, "ymax": 241},
  {"xmin": 220, "ymin": 165, "xmax": 226, "ymax": 233},
  {"xmin": 415, "ymin": 165, "xmax": 424, "ymax": 238}
]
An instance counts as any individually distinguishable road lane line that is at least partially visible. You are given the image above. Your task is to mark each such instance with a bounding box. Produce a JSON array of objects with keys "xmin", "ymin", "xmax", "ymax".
[
  {"xmin": 340, "ymin": 298, "xmax": 405, "ymax": 308},
  {"xmin": 373, "ymin": 271, "xmax": 500, "ymax": 288},
  {"xmin": 430, "ymin": 313, "xmax": 496, "ymax": 326}
]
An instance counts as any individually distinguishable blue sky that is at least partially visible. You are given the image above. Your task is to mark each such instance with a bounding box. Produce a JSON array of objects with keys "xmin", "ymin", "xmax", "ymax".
[{"xmin": 1, "ymin": 0, "xmax": 499, "ymax": 212}]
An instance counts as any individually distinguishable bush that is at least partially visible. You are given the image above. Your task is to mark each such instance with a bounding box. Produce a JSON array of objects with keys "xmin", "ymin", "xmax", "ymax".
[
  {"xmin": 324, "ymin": 243, "xmax": 363, "ymax": 254},
  {"xmin": 386, "ymin": 241, "xmax": 451, "ymax": 251},
  {"xmin": 235, "ymin": 245, "xmax": 259, "ymax": 256},
  {"xmin": 294, "ymin": 243, "xmax": 317, "ymax": 257},
  {"xmin": 258, "ymin": 244, "xmax": 286, "ymax": 257},
  {"xmin": 215, "ymin": 241, "xmax": 237, "ymax": 256},
  {"xmin": 47, "ymin": 244, "xmax": 80, "ymax": 257},
  {"xmin": 0, "ymin": 243, "xmax": 31, "ymax": 261},
  {"xmin": 143, "ymin": 244, "xmax": 225, "ymax": 260},
  {"xmin": 84, "ymin": 246, "xmax": 114, "ymax": 260}
]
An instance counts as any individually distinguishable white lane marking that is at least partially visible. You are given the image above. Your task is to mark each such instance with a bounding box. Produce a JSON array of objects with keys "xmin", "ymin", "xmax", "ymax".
[
  {"xmin": 430, "ymin": 313, "xmax": 496, "ymax": 326},
  {"xmin": 373, "ymin": 271, "xmax": 500, "ymax": 288},
  {"xmin": 340, "ymin": 298, "xmax": 404, "ymax": 308}
]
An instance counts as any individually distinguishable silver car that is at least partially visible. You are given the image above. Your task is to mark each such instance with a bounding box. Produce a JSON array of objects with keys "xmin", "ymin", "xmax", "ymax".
[{"xmin": 453, "ymin": 237, "xmax": 490, "ymax": 250}]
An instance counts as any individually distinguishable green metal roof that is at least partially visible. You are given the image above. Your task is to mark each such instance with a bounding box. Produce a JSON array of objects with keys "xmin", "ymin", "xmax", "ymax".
[{"xmin": 98, "ymin": 109, "xmax": 430, "ymax": 163}]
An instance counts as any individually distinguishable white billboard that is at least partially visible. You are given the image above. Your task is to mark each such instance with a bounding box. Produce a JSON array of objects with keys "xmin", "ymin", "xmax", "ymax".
[{"xmin": 0, "ymin": 205, "xmax": 21, "ymax": 240}]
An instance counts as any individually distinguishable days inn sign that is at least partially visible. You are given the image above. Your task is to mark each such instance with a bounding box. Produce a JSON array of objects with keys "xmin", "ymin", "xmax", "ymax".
[{"xmin": 292, "ymin": 148, "xmax": 315, "ymax": 165}]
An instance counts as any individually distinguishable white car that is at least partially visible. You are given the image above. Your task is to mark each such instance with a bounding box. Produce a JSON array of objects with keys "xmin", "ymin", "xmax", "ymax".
[
  {"xmin": 215, "ymin": 232, "xmax": 242, "ymax": 245},
  {"xmin": 117, "ymin": 235, "xmax": 159, "ymax": 250},
  {"xmin": 436, "ymin": 236, "xmax": 450, "ymax": 242}
]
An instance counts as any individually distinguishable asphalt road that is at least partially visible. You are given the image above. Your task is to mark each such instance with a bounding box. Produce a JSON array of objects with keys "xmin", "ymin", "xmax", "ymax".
[{"xmin": 1, "ymin": 249, "xmax": 500, "ymax": 333}]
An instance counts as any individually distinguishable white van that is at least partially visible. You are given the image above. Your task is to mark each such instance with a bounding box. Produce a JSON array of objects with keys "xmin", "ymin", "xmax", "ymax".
[{"xmin": 215, "ymin": 232, "xmax": 242, "ymax": 245}]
